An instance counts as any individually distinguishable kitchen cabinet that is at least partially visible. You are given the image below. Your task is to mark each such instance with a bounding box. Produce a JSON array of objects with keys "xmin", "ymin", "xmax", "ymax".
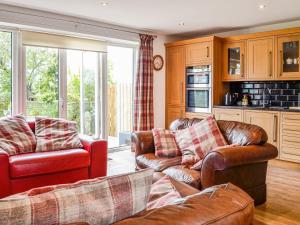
[
  {"xmin": 244, "ymin": 110, "xmax": 280, "ymax": 149},
  {"xmin": 280, "ymin": 112, "xmax": 300, "ymax": 163},
  {"xmin": 185, "ymin": 112, "xmax": 211, "ymax": 120},
  {"xmin": 186, "ymin": 42, "xmax": 212, "ymax": 65},
  {"xmin": 166, "ymin": 46, "xmax": 185, "ymax": 127},
  {"xmin": 222, "ymin": 41, "xmax": 246, "ymax": 81},
  {"xmin": 277, "ymin": 35, "xmax": 300, "ymax": 79},
  {"xmin": 247, "ymin": 37, "xmax": 274, "ymax": 80},
  {"xmin": 213, "ymin": 108, "xmax": 243, "ymax": 122},
  {"xmin": 166, "ymin": 107, "xmax": 184, "ymax": 128}
]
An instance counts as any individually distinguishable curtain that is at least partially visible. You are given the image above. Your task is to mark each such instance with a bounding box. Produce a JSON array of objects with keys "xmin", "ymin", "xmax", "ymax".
[{"xmin": 133, "ymin": 34, "xmax": 155, "ymax": 131}]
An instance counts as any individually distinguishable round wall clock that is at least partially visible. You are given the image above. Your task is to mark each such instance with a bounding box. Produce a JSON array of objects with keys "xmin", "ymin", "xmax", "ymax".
[{"xmin": 153, "ymin": 55, "xmax": 164, "ymax": 71}]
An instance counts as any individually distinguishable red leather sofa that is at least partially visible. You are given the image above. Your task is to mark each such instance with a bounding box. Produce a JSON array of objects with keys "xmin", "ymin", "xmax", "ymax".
[{"xmin": 0, "ymin": 121, "xmax": 107, "ymax": 198}]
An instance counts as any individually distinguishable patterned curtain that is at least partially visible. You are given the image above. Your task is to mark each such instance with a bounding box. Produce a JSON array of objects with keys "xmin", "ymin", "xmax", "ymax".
[{"xmin": 133, "ymin": 34, "xmax": 155, "ymax": 131}]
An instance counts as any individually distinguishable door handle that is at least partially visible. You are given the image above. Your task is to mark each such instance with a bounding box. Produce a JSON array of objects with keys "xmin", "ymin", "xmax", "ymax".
[
  {"xmin": 273, "ymin": 115, "xmax": 278, "ymax": 142},
  {"xmin": 206, "ymin": 46, "xmax": 209, "ymax": 58},
  {"xmin": 269, "ymin": 51, "xmax": 273, "ymax": 77}
]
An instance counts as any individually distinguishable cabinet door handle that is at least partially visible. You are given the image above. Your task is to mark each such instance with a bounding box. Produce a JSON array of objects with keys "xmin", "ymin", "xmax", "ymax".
[
  {"xmin": 241, "ymin": 53, "xmax": 244, "ymax": 77},
  {"xmin": 280, "ymin": 50, "xmax": 283, "ymax": 76},
  {"xmin": 180, "ymin": 82, "xmax": 184, "ymax": 104},
  {"xmin": 269, "ymin": 51, "xmax": 273, "ymax": 77},
  {"xmin": 273, "ymin": 115, "xmax": 278, "ymax": 142},
  {"xmin": 206, "ymin": 46, "xmax": 209, "ymax": 58}
]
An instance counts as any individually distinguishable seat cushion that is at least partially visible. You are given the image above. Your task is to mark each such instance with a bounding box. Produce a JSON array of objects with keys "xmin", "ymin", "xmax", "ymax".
[
  {"xmin": 163, "ymin": 165, "xmax": 201, "ymax": 189},
  {"xmin": 9, "ymin": 149, "xmax": 90, "ymax": 178},
  {"xmin": 136, "ymin": 153, "xmax": 182, "ymax": 172}
]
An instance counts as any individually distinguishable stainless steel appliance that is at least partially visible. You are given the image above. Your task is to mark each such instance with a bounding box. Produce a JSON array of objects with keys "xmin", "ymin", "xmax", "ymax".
[{"xmin": 186, "ymin": 65, "xmax": 212, "ymax": 113}]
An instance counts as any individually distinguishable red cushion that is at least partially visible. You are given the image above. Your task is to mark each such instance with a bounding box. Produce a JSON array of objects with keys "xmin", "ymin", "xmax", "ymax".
[{"xmin": 9, "ymin": 149, "xmax": 90, "ymax": 178}]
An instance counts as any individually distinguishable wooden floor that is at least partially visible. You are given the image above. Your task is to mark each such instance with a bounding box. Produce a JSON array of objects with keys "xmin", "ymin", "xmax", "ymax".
[{"xmin": 108, "ymin": 150, "xmax": 300, "ymax": 225}]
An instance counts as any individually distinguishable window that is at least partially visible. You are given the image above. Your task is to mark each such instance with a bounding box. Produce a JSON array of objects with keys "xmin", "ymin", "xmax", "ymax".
[
  {"xmin": 0, "ymin": 31, "xmax": 12, "ymax": 117},
  {"xmin": 25, "ymin": 46, "xmax": 59, "ymax": 117}
]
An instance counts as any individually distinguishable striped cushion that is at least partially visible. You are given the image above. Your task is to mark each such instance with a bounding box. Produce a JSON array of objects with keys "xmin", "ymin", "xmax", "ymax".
[
  {"xmin": 35, "ymin": 117, "xmax": 82, "ymax": 152},
  {"xmin": 0, "ymin": 115, "xmax": 36, "ymax": 155},
  {"xmin": 175, "ymin": 116, "xmax": 227, "ymax": 166},
  {"xmin": 152, "ymin": 128, "xmax": 181, "ymax": 158},
  {"xmin": 0, "ymin": 169, "xmax": 154, "ymax": 225}
]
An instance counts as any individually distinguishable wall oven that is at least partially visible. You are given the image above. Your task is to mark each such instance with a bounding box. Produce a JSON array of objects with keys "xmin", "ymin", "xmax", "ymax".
[{"xmin": 186, "ymin": 65, "xmax": 212, "ymax": 113}]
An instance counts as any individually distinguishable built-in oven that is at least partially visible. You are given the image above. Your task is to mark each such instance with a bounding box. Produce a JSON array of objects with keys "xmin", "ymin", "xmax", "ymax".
[{"xmin": 186, "ymin": 65, "xmax": 212, "ymax": 113}]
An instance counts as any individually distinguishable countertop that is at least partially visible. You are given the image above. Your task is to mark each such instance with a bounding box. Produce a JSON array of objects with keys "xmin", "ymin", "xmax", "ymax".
[{"xmin": 213, "ymin": 105, "xmax": 300, "ymax": 112}]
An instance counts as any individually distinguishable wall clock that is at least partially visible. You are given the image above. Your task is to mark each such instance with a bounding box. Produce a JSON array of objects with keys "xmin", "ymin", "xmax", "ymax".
[{"xmin": 153, "ymin": 55, "xmax": 164, "ymax": 71}]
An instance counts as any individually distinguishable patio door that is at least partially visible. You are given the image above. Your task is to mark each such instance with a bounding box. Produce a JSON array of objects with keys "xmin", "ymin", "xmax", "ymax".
[{"xmin": 107, "ymin": 45, "xmax": 137, "ymax": 149}]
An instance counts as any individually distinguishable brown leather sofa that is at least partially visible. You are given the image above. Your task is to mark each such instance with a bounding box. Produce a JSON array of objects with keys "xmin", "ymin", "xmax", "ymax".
[{"xmin": 131, "ymin": 118, "xmax": 278, "ymax": 205}]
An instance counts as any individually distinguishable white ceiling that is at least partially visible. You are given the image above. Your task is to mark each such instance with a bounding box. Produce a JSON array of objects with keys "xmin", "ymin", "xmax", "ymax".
[{"xmin": 1, "ymin": 0, "xmax": 300, "ymax": 35}]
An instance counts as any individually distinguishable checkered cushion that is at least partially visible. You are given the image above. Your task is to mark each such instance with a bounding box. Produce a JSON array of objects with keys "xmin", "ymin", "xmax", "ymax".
[
  {"xmin": 0, "ymin": 115, "xmax": 36, "ymax": 156},
  {"xmin": 0, "ymin": 169, "xmax": 154, "ymax": 225},
  {"xmin": 152, "ymin": 128, "xmax": 181, "ymax": 158},
  {"xmin": 35, "ymin": 117, "xmax": 83, "ymax": 152},
  {"xmin": 175, "ymin": 116, "xmax": 227, "ymax": 166}
]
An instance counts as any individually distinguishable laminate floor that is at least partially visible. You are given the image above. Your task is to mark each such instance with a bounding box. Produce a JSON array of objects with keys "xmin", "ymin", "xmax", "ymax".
[{"xmin": 108, "ymin": 149, "xmax": 300, "ymax": 225}]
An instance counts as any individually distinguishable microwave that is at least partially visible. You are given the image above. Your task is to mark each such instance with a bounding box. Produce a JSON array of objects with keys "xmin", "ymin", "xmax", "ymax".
[
  {"xmin": 186, "ymin": 65, "xmax": 211, "ymax": 88},
  {"xmin": 186, "ymin": 87, "xmax": 212, "ymax": 113}
]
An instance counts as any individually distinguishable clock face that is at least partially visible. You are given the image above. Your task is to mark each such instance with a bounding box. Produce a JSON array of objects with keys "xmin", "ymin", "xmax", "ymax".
[{"xmin": 153, "ymin": 55, "xmax": 164, "ymax": 71}]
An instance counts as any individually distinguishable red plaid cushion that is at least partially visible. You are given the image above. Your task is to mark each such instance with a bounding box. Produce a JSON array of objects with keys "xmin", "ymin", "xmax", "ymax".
[
  {"xmin": 35, "ymin": 117, "xmax": 83, "ymax": 152},
  {"xmin": 175, "ymin": 116, "xmax": 227, "ymax": 166},
  {"xmin": 1, "ymin": 169, "xmax": 154, "ymax": 225},
  {"xmin": 152, "ymin": 128, "xmax": 181, "ymax": 158},
  {"xmin": 0, "ymin": 115, "xmax": 36, "ymax": 155}
]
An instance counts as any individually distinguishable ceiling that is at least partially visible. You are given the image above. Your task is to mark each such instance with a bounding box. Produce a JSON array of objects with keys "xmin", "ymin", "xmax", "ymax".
[{"xmin": 2, "ymin": 0, "xmax": 300, "ymax": 35}]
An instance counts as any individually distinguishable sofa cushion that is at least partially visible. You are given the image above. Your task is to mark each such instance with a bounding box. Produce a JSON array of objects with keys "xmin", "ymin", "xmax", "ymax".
[
  {"xmin": 163, "ymin": 165, "xmax": 201, "ymax": 189},
  {"xmin": 174, "ymin": 116, "xmax": 227, "ymax": 166},
  {"xmin": 35, "ymin": 117, "xmax": 83, "ymax": 152},
  {"xmin": 1, "ymin": 169, "xmax": 154, "ymax": 225},
  {"xmin": 152, "ymin": 128, "xmax": 181, "ymax": 158},
  {"xmin": 9, "ymin": 149, "xmax": 90, "ymax": 178},
  {"xmin": 136, "ymin": 153, "xmax": 182, "ymax": 172},
  {"xmin": 0, "ymin": 115, "xmax": 36, "ymax": 156}
]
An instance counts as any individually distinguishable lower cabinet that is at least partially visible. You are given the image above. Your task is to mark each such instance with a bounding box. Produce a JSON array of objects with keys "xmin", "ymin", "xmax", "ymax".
[
  {"xmin": 213, "ymin": 108, "xmax": 243, "ymax": 122},
  {"xmin": 280, "ymin": 112, "xmax": 300, "ymax": 163},
  {"xmin": 185, "ymin": 112, "xmax": 211, "ymax": 120},
  {"xmin": 166, "ymin": 106, "xmax": 184, "ymax": 128},
  {"xmin": 244, "ymin": 110, "xmax": 280, "ymax": 150}
]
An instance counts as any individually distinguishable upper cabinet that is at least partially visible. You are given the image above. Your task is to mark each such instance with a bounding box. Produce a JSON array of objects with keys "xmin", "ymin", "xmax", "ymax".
[
  {"xmin": 247, "ymin": 37, "xmax": 274, "ymax": 80},
  {"xmin": 222, "ymin": 41, "xmax": 246, "ymax": 81},
  {"xmin": 277, "ymin": 35, "xmax": 300, "ymax": 79},
  {"xmin": 166, "ymin": 46, "xmax": 185, "ymax": 107},
  {"xmin": 186, "ymin": 42, "xmax": 212, "ymax": 65}
]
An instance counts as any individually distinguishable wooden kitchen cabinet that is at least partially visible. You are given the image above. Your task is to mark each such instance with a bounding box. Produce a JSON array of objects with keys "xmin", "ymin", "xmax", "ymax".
[
  {"xmin": 244, "ymin": 110, "xmax": 280, "ymax": 149},
  {"xmin": 166, "ymin": 107, "xmax": 184, "ymax": 128},
  {"xmin": 185, "ymin": 112, "xmax": 211, "ymax": 120},
  {"xmin": 186, "ymin": 42, "xmax": 212, "ymax": 65},
  {"xmin": 213, "ymin": 108, "xmax": 243, "ymax": 122},
  {"xmin": 222, "ymin": 41, "xmax": 246, "ymax": 81},
  {"xmin": 247, "ymin": 37, "xmax": 274, "ymax": 80},
  {"xmin": 280, "ymin": 112, "xmax": 300, "ymax": 163},
  {"xmin": 277, "ymin": 34, "xmax": 300, "ymax": 79}
]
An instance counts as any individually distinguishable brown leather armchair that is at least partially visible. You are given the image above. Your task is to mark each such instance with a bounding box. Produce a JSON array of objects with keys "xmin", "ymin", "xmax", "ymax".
[{"xmin": 131, "ymin": 118, "xmax": 278, "ymax": 205}]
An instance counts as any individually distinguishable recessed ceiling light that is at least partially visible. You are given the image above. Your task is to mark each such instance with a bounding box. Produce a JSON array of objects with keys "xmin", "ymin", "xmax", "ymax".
[
  {"xmin": 101, "ymin": 2, "xmax": 109, "ymax": 6},
  {"xmin": 178, "ymin": 22, "xmax": 185, "ymax": 26},
  {"xmin": 259, "ymin": 4, "xmax": 266, "ymax": 9}
]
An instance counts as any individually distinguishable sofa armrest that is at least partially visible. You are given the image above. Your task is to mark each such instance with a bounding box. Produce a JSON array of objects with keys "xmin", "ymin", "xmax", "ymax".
[
  {"xmin": 80, "ymin": 135, "xmax": 107, "ymax": 178},
  {"xmin": 0, "ymin": 150, "xmax": 10, "ymax": 198},
  {"xmin": 201, "ymin": 143, "xmax": 278, "ymax": 188},
  {"xmin": 131, "ymin": 131, "xmax": 155, "ymax": 156}
]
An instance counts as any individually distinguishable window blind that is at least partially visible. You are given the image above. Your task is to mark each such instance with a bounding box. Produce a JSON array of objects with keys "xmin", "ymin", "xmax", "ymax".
[{"xmin": 22, "ymin": 31, "xmax": 107, "ymax": 52}]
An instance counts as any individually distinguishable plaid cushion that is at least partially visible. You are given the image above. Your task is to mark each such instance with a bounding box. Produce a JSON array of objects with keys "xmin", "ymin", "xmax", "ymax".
[
  {"xmin": 0, "ymin": 115, "xmax": 36, "ymax": 156},
  {"xmin": 35, "ymin": 117, "xmax": 83, "ymax": 152},
  {"xmin": 1, "ymin": 169, "xmax": 154, "ymax": 225},
  {"xmin": 175, "ymin": 116, "xmax": 227, "ymax": 166},
  {"xmin": 147, "ymin": 175, "xmax": 181, "ymax": 210},
  {"xmin": 152, "ymin": 128, "xmax": 181, "ymax": 158}
]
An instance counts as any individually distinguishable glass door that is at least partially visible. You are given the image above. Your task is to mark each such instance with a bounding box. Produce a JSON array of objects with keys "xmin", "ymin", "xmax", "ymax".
[
  {"xmin": 107, "ymin": 46, "xmax": 136, "ymax": 149},
  {"xmin": 222, "ymin": 41, "xmax": 245, "ymax": 81},
  {"xmin": 278, "ymin": 35, "xmax": 300, "ymax": 79}
]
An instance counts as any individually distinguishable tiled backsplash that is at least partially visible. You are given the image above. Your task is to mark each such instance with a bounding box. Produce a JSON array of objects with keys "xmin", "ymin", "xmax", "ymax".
[{"xmin": 229, "ymin": 81, "xmax": 300, "ymax": 107}]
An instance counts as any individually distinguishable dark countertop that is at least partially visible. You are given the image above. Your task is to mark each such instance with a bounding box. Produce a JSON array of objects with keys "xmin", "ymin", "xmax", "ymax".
[{"xmin": 213, "ymin": 105, "xmax": 300, "ymax": 112}]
